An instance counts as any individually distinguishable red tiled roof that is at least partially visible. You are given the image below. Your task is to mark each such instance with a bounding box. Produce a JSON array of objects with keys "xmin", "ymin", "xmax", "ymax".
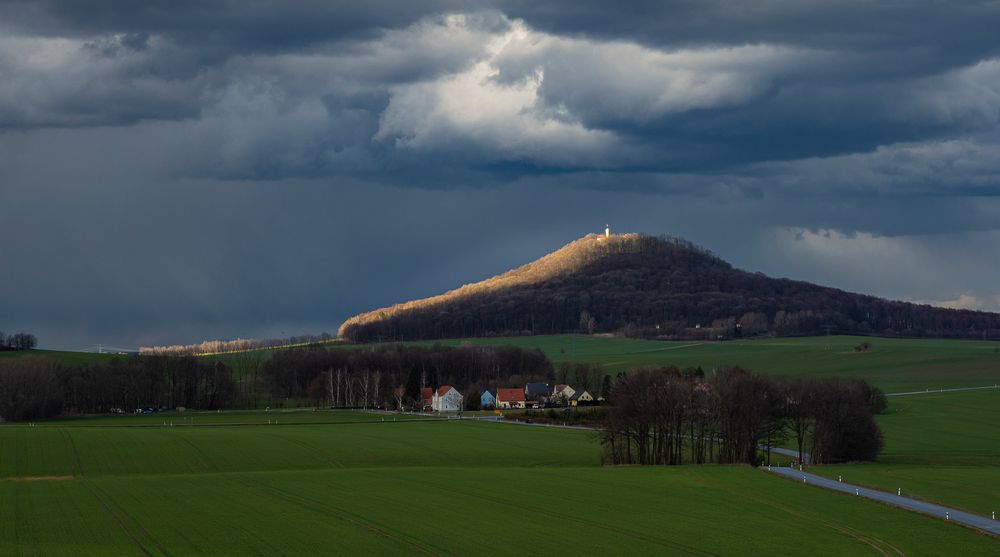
[
  {"xmin": 496, "ymin": 388, "xmax": 526, "ymax": 402},
  {"xmin": 436, "ymin": 385, "xmax": 454, "ymax": 396},
  {"xmin": 420, "ymin": 387, "xmax": 433, "ymax": 404}
]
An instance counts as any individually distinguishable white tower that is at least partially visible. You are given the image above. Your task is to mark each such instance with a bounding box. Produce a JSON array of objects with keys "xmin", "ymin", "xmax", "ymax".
[{"xmin": 605, "ymin": 224, "xmax": 610, "ymax": 238}]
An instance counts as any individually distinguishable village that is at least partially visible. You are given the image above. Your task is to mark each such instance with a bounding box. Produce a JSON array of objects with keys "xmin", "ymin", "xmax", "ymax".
[{"xmin": 413, "ymin": 383, "xmax": 597, "ymax": 413}]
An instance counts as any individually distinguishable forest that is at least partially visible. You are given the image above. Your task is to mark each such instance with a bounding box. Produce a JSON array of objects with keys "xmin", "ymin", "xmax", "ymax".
[
  {"xmin": 0, "ymin": 356, "xmax": 237, "ymax": 421},
  {"xmin": 340, "ymin": 234, "xmax": 1000, "ymax": 342},
  {"xmin": 599, "ymin": 366, "xmax": 886, "ymax": 466}
]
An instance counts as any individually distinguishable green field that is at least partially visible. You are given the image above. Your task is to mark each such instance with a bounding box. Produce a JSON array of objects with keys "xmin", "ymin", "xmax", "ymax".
[
  {"xmin": 36, "ymin": 408, "xmax": 435, "ymax": 428},
  {"xmin": 0, "ymin": 349, "xmax": 123, "ymax": 365},
  {"xmin": 2, "ymin": 414, "xmax": 998, "ymax": 555},
  {"xmin": 4, "ymin": 334, "xmax": 1000, "ymax": 554},
  {"xmin": 812, "ymin": 389, "xmax": 1000, "ymax": 515},
  {"xmin": 421, "ymin": 334, "xmax": 1000, "ymax": 392}
]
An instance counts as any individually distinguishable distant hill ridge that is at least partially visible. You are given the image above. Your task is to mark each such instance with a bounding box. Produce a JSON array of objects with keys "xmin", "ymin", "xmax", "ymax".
[{"xmin": 339, "ymin": 233, "xmax": 1000, "ymax": 342}]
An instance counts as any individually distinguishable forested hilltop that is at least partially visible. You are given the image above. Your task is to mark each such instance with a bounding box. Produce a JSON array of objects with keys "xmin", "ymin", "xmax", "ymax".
[{"xmin": 340, "ymin": 233, "xmax": 1000, "ymax": 342}]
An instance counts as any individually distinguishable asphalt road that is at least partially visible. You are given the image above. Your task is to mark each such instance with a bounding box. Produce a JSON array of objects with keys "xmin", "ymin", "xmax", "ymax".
[
  {"xmin": 766, "ymin": 465, "xmax": 1000, "ymax": 537},
  {"xmin": 886, "ymin": 385, "xmax": 1000, "ymax": 397}
]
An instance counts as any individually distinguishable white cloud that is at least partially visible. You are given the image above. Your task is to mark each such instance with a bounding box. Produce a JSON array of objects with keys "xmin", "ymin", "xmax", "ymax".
[
  {"xmin": 914, "ymin": 293, "xmax": 1000, "ymax": 312},
  {"xmin": 0, "ymin": 34, "xmax": 206, "ymax": 127},
  {"xmin": 372, "ymin": 17, "xmax": 820, "ymax": 166},
  {"xmin": 373, "ymin": 44, "xmax": 627, "ymax": 166},
  {"xmin": 899, "ymin": 58, "xmax": 1000, "ymax": 129},
  {"xmin": 746, "ymin": 134, "xmax": 1000, "ymax": 194},
  {"xmin": 493, "ymin": 33, "xmax": 821, "ymax": 125}
]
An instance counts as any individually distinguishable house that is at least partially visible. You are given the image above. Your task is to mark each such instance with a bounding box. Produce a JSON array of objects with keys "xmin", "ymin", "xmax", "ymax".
[
  {"xmin": 480, "ymin": 390, "xmax": 497, "ymax": 409},
  {"xmin": 524, "ymin": 382, "xmax": 551, "ymax": 401},
  {"xmin": 553, "ymin": 384, "xmax": 576, "ymax": 399},
  {"xmin": 432, "ymin": 386, "xmax": 464, "ymax": 412},
  {"xmin": 420, "ymin": 387, "xmax": 434, "ymax": 410},
  {"xmin": 496, "ymin": 388, "xmax": 526, "ymax": 409},
  {"xmin": 568, "ymin": 390, "xmax": 594, "ymax": 407}
]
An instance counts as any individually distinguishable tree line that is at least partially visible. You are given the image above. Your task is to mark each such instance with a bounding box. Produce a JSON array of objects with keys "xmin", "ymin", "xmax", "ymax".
[
  {"xmin": 264, "ymin": 343, "xmax": 552, "ymax": 409},
  {"xmin": 599, "ymin": 366, "xmax": 885, "ymax": 466},
  {"xmin": 0, "ymin": 331, "xmax": 38, "ymax": 351},
  {"xmin": 0, "ymin": 343, "xmax": 553, "ymax": 421},
  {"xmin": 0, "ymin": 356, "xmax": 236, "ymax": 421},
  {"xmin": 139, "ymin": 333, "xmax": 336, "ymax": 356},
  {"xmin": 340, "ymin": 234, "xmax": 1000, "ymax": 342}
]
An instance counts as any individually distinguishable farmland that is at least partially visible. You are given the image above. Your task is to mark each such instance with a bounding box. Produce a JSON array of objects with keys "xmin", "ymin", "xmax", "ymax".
[
  {"xmin": 420, "ymin": 334, "xmax": 1000, "ymax": 393},
  {"xmin": 3, "ymin": 335, "xmax": 999, "ymax": 554},
  {"xmin": 0, "ymin": 349, "xmax": 122, "ymax": 366},
  {"xmin": 812, "ymin": 389, "xmax": 1000, "ymax": 515},
  {"xmin": 2, "ymin": 413, "xmax": 998, "ymax": 555}
]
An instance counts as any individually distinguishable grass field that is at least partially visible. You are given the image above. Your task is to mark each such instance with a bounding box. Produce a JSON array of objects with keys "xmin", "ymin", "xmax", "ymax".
[
  {"xmin": 36, "ymin": 408, "xmax": 435, "ymax": 428},
  {"xmin": 4, "ymin": 335, "xmax": 999, "ymax": 553},
  {"xmin": 812, "ymin": 389, "xmax": 1000, "ymax": 516},
  {"xmin": 2, "ymin": 414, "xmax": 997, "ymax": 555},
  {"xmin": 421, "ymin": 334, "xmax": 1000, "ymax": 392}
]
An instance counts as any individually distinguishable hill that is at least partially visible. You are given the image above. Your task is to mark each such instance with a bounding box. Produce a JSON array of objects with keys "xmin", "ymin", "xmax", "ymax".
[{"xmin": 340, "ymin": 233, "xmax": 1000, "ymax": 342}]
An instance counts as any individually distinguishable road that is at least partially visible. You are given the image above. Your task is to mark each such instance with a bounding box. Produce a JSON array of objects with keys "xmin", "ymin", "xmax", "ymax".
[
  {"xmin": 766, "ymin": 466, "xmax": 1000, "ymax": 537},
  {"xmin": 886, "ymin": 385, "xmax": 1000, "ymax": 397}
]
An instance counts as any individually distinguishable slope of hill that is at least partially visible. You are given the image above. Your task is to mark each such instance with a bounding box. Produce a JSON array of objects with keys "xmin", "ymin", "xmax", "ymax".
[{"xmin": 340, "ymin": 233, "xmax": 1000, "ymax": 342}]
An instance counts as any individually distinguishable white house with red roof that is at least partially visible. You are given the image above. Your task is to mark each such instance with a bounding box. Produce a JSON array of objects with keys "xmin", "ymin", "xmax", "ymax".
[
  {"xmin": 496, "ymin": 387, "xmax": 526, "ymax": 409},
  {"xmin": 432, "ymin": 385, "xmax": 463, "ymax": 412}
]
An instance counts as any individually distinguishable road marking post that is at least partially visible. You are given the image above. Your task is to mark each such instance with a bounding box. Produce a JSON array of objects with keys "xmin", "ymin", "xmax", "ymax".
[
  {"xmin": 897, "ymin": 488, "xmax": 901, "ymax": 496},
  {"xmin": 856, "ymin": 488, "xmax": 860, "ymax": 496},
  {"xmin": 838, "ymin": 475, "xmax": 842, "ymax": 482},
  {"xmin": 946, "ymin": 512, "xmax": 950, "ymax": 520}
]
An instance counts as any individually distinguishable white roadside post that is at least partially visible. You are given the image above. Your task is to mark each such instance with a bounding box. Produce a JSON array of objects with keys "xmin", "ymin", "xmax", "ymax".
[
  {"xmin": 897, "ymin": 488, "xmax": 901, "ymax": 496},
  {"xmin": 856, "ymin": 488, "xmax": 860, "ymax": 496},
  {"xmin": 946, "ymin": 512, "xmax": 950, "ymax": 520}
]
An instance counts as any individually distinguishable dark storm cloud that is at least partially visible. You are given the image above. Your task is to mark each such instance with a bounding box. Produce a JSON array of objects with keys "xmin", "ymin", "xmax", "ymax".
[
  {"xmin": 0, "ymin": 0, "xmax": 479, "ymax": 49},
  {"xmin": 3, "ymin": 1, "xmax": 1000, "ymax": 348},
  {"xmin": 2, "ymin": 2, "xmax": 999, "ymax": 176},
  {"xmin": 498, "ymin": 1, "xmax": 1000, "ymax": 69}
]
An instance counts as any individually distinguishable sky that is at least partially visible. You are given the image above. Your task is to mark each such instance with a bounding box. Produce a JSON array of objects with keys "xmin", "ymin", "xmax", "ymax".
[{"xmin": 2, "ymin": 1, "xmax": 1000, "ymax": 350}]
